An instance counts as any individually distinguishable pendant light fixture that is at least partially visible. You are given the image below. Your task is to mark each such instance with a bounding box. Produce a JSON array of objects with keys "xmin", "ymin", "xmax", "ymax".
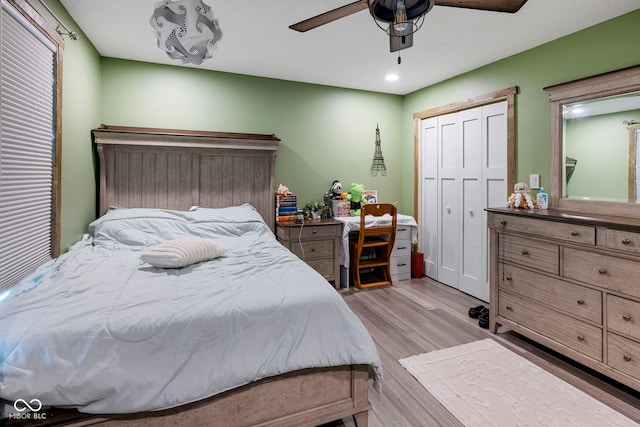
[{"xmin": 150, "ymin": 0, "xmax": 222, "ymax": 65}]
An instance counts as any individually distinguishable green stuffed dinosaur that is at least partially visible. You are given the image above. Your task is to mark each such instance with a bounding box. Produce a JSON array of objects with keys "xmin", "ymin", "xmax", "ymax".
[{"xmin": 347, "ymin": 182, "xmax": 367, "ymax": 216}]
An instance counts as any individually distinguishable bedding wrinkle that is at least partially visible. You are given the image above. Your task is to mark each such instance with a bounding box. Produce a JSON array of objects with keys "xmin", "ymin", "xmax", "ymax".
[{"xmin": 0, "ymin": 205, "xmax": 382, "ymax": 414}]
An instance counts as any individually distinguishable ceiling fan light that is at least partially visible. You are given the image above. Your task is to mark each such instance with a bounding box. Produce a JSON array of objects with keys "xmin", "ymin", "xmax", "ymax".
[
  {"xmin": 150, "ymin": 0, "xmax": 222, "ymax": 65},
  {"xmin": 393, "ymin": 0, "xmax": 408, "ymax": 32}
]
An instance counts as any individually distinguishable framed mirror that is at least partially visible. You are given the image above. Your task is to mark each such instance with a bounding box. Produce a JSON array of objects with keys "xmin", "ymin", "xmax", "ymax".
[{"xmin": 544, "ymin": 65, "xmax": 640, "ymax": 218}]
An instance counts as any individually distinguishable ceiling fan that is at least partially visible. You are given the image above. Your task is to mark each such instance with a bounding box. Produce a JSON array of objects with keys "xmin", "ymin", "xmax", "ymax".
[{"xmin": 289, "ymin": 0, "xmax": 528, "ymax": 33}]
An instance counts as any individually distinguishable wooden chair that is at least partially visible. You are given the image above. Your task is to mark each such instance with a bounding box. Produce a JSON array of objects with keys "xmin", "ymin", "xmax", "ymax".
[{"xmin": 350, "ymin": 203, "xmax": 397, "ymax": 289}]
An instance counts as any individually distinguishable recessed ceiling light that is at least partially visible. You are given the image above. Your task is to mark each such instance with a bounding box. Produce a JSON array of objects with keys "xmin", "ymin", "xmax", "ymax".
[{"xmin": 385, "ymin": 74, "xmax": 399, "ymax": 82}]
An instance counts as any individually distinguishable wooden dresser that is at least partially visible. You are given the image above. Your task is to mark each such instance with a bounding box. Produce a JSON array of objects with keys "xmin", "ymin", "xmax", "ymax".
[
  {"xmin": 487, "ymin": 207, "xmax": 640, "ymax": 391},
  {"xmin": 276, "ymin": 219, "xmax": 342, "ymax": 289}
]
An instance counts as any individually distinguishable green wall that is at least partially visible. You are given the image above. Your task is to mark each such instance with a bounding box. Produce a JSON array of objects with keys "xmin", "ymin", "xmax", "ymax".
[
  {"xmin": 33, "ymin": 2, "xmax": 640, "ymax": 251},
  {"xmin": 401, "ymin": 10, "xmax": 640, "ymax": 212},
  {"xmin": 29, "ymin": 0, "xmax": 102, "ymax": 252},
  {"xmin": 100, "ymin": 59, "xmax": 404, "ymax": 211}
]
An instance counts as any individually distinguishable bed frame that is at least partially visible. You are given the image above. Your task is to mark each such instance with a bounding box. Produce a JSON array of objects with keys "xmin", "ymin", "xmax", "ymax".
[{"xmin": 34, "ymin": 126, "xmax": 370, "ymax": 426}]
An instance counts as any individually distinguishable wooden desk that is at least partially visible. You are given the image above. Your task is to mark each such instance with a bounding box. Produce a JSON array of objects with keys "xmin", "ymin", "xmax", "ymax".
[{"xmin": 276, "ymin": 219, "xmax": 342, "ymax": 289}]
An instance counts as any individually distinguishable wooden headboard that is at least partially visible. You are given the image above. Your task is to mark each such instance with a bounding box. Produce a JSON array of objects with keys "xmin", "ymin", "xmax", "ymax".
[{"xmin": 92, "ymin": 125, "xmax": 280, "ymax": 230}]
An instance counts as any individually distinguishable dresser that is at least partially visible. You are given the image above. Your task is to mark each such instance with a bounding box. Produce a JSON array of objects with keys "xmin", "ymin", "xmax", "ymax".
[
  {"xmin": 390, "ymin": 225, "xmax": 411, "ymax": 282},
  {"xmin": 487, "ymin": 207, "xmax": 640, "ymax": 391},
  {"xmin": 276, "ymin": 219, "xmax": 342, "ymax": 289}
]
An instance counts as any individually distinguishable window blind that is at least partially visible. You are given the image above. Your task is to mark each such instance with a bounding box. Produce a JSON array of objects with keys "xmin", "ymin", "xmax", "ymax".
[{"xmin": 0, "ymin": 1, "xmax": 57, "ymax": 289}]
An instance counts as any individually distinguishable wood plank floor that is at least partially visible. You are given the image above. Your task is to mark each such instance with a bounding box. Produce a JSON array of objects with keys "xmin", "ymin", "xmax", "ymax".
[{"xmin": 332, "ymin": 277, "xmax": 640, "ymax": 427}]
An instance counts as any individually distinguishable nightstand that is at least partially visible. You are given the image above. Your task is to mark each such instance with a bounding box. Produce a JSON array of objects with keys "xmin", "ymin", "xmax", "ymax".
[{"xmin": 276, "ymin": 219, "xmax": 342, "ymax": 289}]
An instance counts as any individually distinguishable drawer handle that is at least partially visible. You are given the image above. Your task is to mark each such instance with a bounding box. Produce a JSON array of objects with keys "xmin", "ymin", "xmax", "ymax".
[
  {"xmin": 521, "ymin": 250, "xmax": 529, "ymax": 256},
  {"xmin": 398, "ymin": 228, "xmax": 407, "ymax": 232},
  {"xmin": 312, "ymin": 230, "xmax": 317, "ymax": 234},
  {"xmin": 310, "ymin": 248, "xmax": 316, "ymax": 252},
  {"xmin": 398, "ymin": 246, "xmax": 407, "ymax": 250},
  {"xmin": 577, "ymin": 299, "xmax": 585, "ymax": 305},
  {"xmin": 570, "ymin": 230, "xmax": 579, "ymax": 236},
  {"xmin": 505, "ymin": 276, "xmax": 512, "ymax": 281},
  {"xmin": 622, "ymin": 238, "xmax": 631, "ymax": 245},
  {"xmin": 398, "ymin": 263, "xmax": 407, "ymax": 267},
  {"xmin": 623, "ymin": 314, "xmax": 632, "ymax": 322},
  {"xmin": 506, "ymin": 305, "xmax": 513, "ymax": 311},
  {"xmin": 598, "ymin": 268, "xmax": 607, "ymax": 274},
  {"xmin": 499, "ymin": 219, "xmax": 506, "ymax": 226},
  {"xmin": 577, "ymin": 335, "xmax": 585, "ymax": 342},
  {"xmin": 623, "ymin": 354, "xmax": 633, "ymax": 362}
]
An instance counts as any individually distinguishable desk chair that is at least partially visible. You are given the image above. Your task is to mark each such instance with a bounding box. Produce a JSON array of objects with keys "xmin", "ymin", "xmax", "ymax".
[{"xmin": 350, "ymin": 203, "xmax": 397, "ymax": 289}]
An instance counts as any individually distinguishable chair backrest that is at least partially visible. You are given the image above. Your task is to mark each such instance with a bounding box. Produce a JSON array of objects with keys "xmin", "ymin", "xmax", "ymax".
[{"xmin": 357, "ymin": 203, "xmax": 397, "ymax": 249}]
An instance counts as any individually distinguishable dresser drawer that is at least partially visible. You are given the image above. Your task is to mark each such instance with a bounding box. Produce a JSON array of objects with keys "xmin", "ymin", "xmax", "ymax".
[
  {"xmin": 490, "ymin": 213, "xmax": 595, "ymax": 245},
  {"xmin": 563, "ymin": 248, "xmax": 640, "ymax": 298},
  {"xmin": 501, "ymin": 235, "xmax": 559, "ymax": 274},
  {"xmin": 499, "ymin": 291, "xmax": 602, "ymax": 361},
  {"xmin": 607, "ymin": 295, "xmax": 640, "ymax": 340},
  {"xmin": 306, "ymin": 258, "xmax": 335, "ymax": 277},
  {"xmin": 391, "ymin": 239, "xmax": 411, "ymax": 257},
  {"xmin": 500, "ymin": 263, "xmax": 602, "ymax": 324},
  {"xmin": 396, "ymin": 226, "xmax": 411, "ymax": 240},
  {"xmin": 605, "ymin": 229, "xmax": 640, "ymax": 255},
  {"xmin": 391, "ymin": 255, "xmax": 410, "ymax": 276},
  {"xmin": 607, "ymin": 333, "xmax": 640, "ymax": 380},
  {"xmin": 290, "ymin": 239, "xmax": 334, "ymax": 260}
]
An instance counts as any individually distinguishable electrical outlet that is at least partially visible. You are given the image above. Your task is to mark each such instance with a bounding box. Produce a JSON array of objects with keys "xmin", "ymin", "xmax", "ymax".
[{"xmin": 529, "ymin": 174, "xmax": 540, "ymax": 189}]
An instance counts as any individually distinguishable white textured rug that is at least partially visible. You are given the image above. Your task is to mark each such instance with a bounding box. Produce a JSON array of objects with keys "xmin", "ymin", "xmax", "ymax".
[{"xmin": 399, "ymin": 339, "xmax": 638, "ymax": 427}]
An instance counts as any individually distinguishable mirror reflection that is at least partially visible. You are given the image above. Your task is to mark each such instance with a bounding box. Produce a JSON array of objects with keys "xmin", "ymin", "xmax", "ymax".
[{"xmin": 562, "ymin": 92, "xmax": 640, "ymax": 203}]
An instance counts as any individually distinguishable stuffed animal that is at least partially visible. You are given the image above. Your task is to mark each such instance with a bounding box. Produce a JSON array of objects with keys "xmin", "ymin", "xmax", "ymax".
[
  {"xmin": 347, "ymin": 183, "xmax": 367, "ymax": 216},
  {"xmin": 329, "ymin": 180, "xmax": 343, "ymax": 199},
  {"xmin": 507, "ymin": 182, "xmax": 535, "ymax": 209}
]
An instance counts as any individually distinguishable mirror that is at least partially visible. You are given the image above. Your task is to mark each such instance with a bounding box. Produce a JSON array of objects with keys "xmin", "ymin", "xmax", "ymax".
[{"xmin": 545, "ymin": 65, "xmax": 640, "ymax": 218}]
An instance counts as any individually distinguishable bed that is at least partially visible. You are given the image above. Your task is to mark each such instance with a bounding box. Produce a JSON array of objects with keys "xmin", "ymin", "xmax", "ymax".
[{"xmin": 0, "ymin": 126, "xmax": 382, "ymax": 426}]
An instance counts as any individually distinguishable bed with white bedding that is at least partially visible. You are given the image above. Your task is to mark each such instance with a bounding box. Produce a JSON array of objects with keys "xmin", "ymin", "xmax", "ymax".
[
  {"xmin": 0, "ymin": 205, "xmax": 381, "ymax": 418},
  {"xmin": 0, "ymin": 126, "xmax": 382, "ymax": 426}
]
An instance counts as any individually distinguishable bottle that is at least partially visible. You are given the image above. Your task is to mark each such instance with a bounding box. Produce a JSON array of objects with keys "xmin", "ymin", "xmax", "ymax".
[{"xmin": 537, "ymin": 188, "xmax": 548, "ymax": 209}]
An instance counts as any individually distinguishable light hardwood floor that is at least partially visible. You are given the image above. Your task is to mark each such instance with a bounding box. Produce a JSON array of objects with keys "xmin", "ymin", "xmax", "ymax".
[{"xmin": 331, "ymin": 277, "xmax": 640, "ymax": 427}]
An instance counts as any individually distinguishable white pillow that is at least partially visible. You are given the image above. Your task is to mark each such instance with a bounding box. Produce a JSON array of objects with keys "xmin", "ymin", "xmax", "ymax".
[{"xmin": 140, "ymin": 237, "xmax": 226, "ymax": 268}]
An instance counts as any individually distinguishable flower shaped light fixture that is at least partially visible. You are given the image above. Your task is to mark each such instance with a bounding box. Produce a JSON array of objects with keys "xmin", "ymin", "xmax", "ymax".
[{"xmin": 150, "ymin": 0, "xmax": 222, "ymax": 65}]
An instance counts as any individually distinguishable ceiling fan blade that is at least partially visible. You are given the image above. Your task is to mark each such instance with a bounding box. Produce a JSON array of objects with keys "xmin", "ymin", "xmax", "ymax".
[
  {"xmin": 289, "ymin": 0, "xmax": 368, "ymax": 32},
  {"xmin": 434, "ymin": 0, "xmax": 527, "ymax": 13}
]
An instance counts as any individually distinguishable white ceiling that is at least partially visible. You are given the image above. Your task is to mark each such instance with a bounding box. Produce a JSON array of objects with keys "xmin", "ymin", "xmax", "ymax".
[{"xmin": 58, "ymin": 0, "xmax": 640, "ymax": 95}]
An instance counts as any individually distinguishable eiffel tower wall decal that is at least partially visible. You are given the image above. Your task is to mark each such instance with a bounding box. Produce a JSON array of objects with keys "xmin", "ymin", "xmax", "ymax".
[{"xmin": 371, "ymin": 124, "xmax": 387, "ymax": 176}]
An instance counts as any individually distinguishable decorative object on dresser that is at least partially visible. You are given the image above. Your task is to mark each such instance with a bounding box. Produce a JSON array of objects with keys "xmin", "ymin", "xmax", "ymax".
[
  {"xmin": 350, "ymin": 203, "xmax": 397, "ymax": 289},
  {"xmin": 276, "ymin": 219, "xmax": 342, "ymax": 289},
  {"xmin": 488, "ymin": 207, "xmax": 640, "ymax": 392}
]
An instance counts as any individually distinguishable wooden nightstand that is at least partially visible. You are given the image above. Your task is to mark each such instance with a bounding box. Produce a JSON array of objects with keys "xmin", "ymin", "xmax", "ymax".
[{"xmin": 276, "ymin": 219, "xmax": 342, "ymax": 289}]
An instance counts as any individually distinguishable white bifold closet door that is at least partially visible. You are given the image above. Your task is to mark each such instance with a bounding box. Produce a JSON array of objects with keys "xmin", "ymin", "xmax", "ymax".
[{"xmin": 418, "ymin": 101, "xmax": 507, "ymax": 302}]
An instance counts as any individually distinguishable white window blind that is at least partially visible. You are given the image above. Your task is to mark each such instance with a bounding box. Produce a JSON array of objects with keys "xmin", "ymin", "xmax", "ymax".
[{"xmin": 0, "ymin": 1, "xmax": 57, "ymax": 289}]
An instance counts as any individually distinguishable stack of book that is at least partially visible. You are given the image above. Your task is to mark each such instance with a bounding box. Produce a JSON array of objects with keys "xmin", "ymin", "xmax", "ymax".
[{"xmin": 276, "ymin": 193, "xmax": 299, "ymax": 222}]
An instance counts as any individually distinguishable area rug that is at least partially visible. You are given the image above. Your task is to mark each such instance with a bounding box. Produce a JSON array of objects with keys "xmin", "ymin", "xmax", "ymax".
[{"xmin": 399, "ymin": 339, "xmax": 638, "ymax": 427}]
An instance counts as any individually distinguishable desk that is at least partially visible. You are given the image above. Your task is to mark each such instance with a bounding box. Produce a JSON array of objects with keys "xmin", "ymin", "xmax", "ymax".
[{"xmin": 333, "ymin": 214, "xmax": 418, "ymax": 286}]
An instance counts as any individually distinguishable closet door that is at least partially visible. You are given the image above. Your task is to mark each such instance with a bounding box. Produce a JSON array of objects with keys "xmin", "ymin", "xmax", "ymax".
[
  {"xmin": 419, "ymin": 117, "xmax": 438, "ymax": 279},
  {"xmin": 418, "ymin": 101, "xmax": 507, "ymax": 301},
  {"xmin": 436, "ymin": 112, "xmax": 460, "ymax": 288}
]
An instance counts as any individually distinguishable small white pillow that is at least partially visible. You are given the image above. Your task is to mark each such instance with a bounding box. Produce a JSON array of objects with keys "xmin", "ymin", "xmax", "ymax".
[{"xmin": 140, "ymin": 237, "xmax": 226, "ymax": 268}]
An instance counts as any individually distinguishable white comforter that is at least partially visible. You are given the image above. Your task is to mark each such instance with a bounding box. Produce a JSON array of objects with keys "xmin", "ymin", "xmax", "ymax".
[{"xmin": 0, "ymin": 205, "xmax": 382, "ymax": 415}]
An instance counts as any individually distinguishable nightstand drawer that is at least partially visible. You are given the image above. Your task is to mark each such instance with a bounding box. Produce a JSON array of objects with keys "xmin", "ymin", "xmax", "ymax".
[
  {"xmin": 290, "ymin": 239, "xmax": 334, "ymax": 260},
  {"xmin": 277, "ymin": 224, "xmax": 340, "ymax": 240},
  {"xmin": 307, "ymin": 258, "xmax": 335, "ymax": 277},
  {"xmin": 396, "ymin": 226, "xmax": 411, "ymax": 240}
]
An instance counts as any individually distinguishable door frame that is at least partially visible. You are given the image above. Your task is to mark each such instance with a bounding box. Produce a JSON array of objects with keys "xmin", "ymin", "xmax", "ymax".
[{"xmin": 413, "ymin": 86, "xmax": 518, "ymax": 229}]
